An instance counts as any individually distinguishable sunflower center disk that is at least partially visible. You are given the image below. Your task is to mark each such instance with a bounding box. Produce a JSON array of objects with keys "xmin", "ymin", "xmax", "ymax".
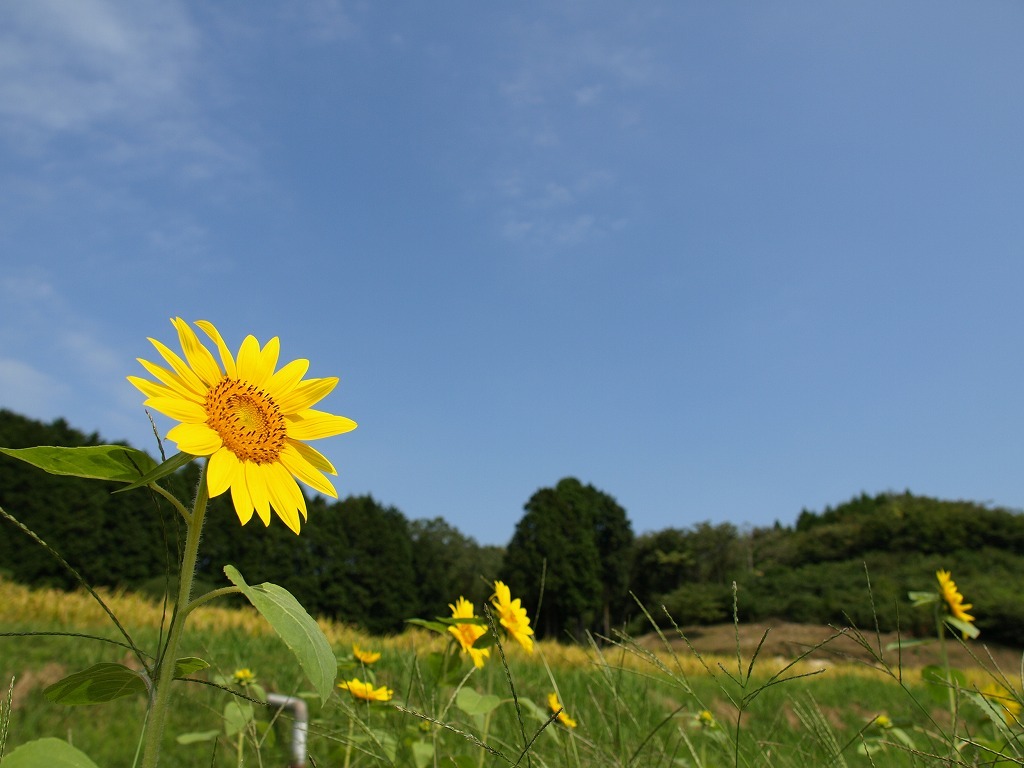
[{"xmin": 206, "ymin": 379, "xmax": 287, "ymax": 463}]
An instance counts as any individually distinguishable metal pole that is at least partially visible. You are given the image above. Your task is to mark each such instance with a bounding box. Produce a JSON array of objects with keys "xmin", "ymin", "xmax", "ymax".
[{"xmin": 266, "ymin": 693, "xmax": 309, "ymax": 768}]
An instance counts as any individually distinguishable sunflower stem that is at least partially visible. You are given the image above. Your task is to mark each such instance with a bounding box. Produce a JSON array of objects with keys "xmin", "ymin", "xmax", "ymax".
[{"xmin": 140, "ymin": 460, "xmax": 210, "ymax": 768}]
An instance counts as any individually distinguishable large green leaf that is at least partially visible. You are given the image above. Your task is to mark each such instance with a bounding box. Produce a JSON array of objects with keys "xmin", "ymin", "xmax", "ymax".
[
  {"xmin": 43, "ymin": 662, "xmax": 148, "ymax": 705},
  {"xmin": 2, "ymin": 738, "xmax": 101, "ymax": 768},
  {"xmin": 456, "ymin": 687, "xmax": 502, "ymax": 716},
  {"xmin": 0, "ymin": 445, "xmax": 156, "ymax": 483},
  {"xmin": 224, "ymin": 565, "xmax": 336, "ymax": 705}
]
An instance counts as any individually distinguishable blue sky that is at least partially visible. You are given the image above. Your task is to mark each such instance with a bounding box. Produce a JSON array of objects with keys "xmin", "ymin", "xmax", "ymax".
[{"xmin": 2, "ymin": 2, "xmax": 1023, "ymax": 545}]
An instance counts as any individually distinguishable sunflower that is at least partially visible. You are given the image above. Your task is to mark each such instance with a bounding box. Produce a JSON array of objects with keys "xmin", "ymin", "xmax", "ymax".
[
  {"xmin": 936, "ymin": 569, "xmax": 975, "ymax": 625},
  {"xmin": 353, "ymin": 644, "xmax": 381, "ymax": 665},
  {"xmin": 491, "ymin": 581, "xmax": 535, "ymax": 653},
  {"xmin": 448, "ymin": 596, "xmax": 490, "ymax": 668},
  {"xmin": 547, "ymin": 692, "xmax": 577, "ymax": 728},
  {"xmin": 128, "ymin": 318, "xmax": 356, "ymax": 533},
  {"xmin": 338, "ymin": 678, "xmax": 393, "ymax": 702}
]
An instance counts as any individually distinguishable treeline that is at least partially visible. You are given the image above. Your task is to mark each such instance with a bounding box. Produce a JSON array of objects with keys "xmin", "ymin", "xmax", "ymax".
[{"xmin": 3, "ymin": 409, "xmax": 1024, "ymax": 645}]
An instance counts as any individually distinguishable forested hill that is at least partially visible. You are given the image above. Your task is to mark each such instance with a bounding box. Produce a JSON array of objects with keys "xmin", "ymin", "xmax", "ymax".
[{"xmin": 2, "ymin": 407, "xmax": 1023, "ymax": 645}]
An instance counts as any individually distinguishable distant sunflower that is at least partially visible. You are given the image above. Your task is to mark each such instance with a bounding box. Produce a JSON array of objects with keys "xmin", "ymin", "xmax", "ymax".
[
  {"xmin": 128, "ymin": 318, "xmax": 357, "ymax": 533},
  {"xmin": 936, "ymin": 569, "xmax": 975, "ymax": 626},
  {"xmin": 353, "ymin": 644, "xmax": 381, "ymax": 665},
  {"xmin": 448, "ymin": 597, "xmax": 490, "ymax": 668},
  {"xmin": 547, "ymin": 692, "xmax": 577, "ymax": 728},
  {"xmin": 491, "ymin": 581, "xmax": 535, "ymax": 653},
  {"xmin": 338, "ymin": 678, "xmax": 393, "ymax": 702}
]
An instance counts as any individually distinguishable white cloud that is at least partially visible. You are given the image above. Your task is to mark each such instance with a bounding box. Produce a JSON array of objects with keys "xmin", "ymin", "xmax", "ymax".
[
  {"xmin": 0, "ymin": 357, "xmax": 70, "ymax": 418},
  {"xmin": 0, "ymin": 0, "xmax": 199, "ymax": 139}
]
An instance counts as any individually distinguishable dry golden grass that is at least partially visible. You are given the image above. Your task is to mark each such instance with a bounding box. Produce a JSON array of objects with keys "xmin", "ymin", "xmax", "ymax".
[{"xmin": 0, "ymin": 576, "xmax": 935, "ymax": 681}]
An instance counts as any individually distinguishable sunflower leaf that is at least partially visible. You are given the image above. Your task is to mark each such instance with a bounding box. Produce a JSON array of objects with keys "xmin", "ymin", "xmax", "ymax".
[
  {"xmin": 114, "ymin": 451, "xmax": 196, "ymax": 492},
  {"xmin": 43, "ymin": 662, "xmax": 149, "ymax": 705},
  {"xmin": 224, "ymin": 565, "xmax": 336, "ymax": 706},
  {"xmin": 1, "ymin": 737, "xmax": 102, "ymax": 768},
  {"xmin": 175, "ymin": 656, "xmax": 210, "ymax": 677},
  {"xmin": 0, "ymin": 445, "xmax": 157, "ymax": 484}
]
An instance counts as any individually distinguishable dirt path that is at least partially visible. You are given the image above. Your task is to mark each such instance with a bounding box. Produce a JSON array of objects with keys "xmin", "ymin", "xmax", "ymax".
[{"xmin": 638, "ymin": 621, "xmax": 1023, "ymax": 673}]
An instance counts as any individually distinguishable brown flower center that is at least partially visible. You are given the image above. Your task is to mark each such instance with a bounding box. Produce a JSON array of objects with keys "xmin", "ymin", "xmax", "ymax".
[{"xmin": 205, "ymin": 379, "xmax": 287, "ymax": 463}]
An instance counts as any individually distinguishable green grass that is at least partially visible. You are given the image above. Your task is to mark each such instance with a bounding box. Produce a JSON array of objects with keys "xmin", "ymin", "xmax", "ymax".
[{"xmin": 2, "ymin": 583, "xmax": 1023, "ymax": 767}]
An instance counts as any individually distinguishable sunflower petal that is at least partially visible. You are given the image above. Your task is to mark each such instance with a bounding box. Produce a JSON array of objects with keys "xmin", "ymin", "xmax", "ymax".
[
  {"xmin": 134, "ymin": 360, "xmax": 203, "ymax": 402},
  {"xmin": 276, "ymin": 377, "xmax": 338, "ymax": 414},
  {"xmin": 245, "ymin": 462, "xmax": 272, "ymax": 526},
  {"xmin": 145, "ymin": 397, "xmax": 209, "ymax": 424},
  {"xmin": 168, "ymin": 422, "xmax": 223, "ymax": 455},
  {"xmin": 207, "ymin": 447, "xmax": 242, "ymax": 497},
  {"xmin": 286, "ymin": 410, "xmax": 358, "ymax": 440},
  {"xmin": 290, "ymin": 440, "xmax": 337, "ymax": 476},
  {"xmin": 266, "ymin": 358, "xmax": 310, "ymax": 400},
  {"xmin": 230, "ymin": 464, "xmax": 256, "ymax": 525},
  {"xmin": 195, "ymin": 320, "xmax": 237, "ymax": 379},
  {"xmin": 279, "ymin": 443, "xmax": 338, "ymax": 497},
  {"xmin": 148, "ymin": 337, "xmax": 208, "ymax": 396},
  {"xmin": 172, "ymin": 318, "xmax": 224, "ymax": 388},
  {"xmin": 127, "ymin": 375, "xmax": 176, "ymax": 402},
  {"xmin": 265, "ymin": 462, "xmax": 302, "ymax": 534}
]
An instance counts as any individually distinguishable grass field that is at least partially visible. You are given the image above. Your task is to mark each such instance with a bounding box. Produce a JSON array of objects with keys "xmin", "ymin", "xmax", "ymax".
[{"xmin": 2, "ymin": 577, "xmax": 1023, "ymax": 767}]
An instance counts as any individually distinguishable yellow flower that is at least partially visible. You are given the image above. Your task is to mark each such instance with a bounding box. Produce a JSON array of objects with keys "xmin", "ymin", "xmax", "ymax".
[
  {"xmin": 448, "ymin": 597, "xmax": 490, "ymax": 668},
  {"xmin": 231, "ymin": 668, "xmax": 256, "ymax": 686},
  {"xmin": 982, "ymin": 683, "xmax": 1022, "ymax": 725},
  {"xmin": 338, "ymin": 678, "xmax": 393, "ymax": 702},
  {"xmin": 697, "ymin": 709, "xmax": 717, "ymax": 729},
  {"xmin": 936, "ymin": 569, "xmax": 976, "ymax": 628},
  {"xmin": 353, "ymin": 644, "xmax": 381, "ymax": 665},
  {"xmin": 874, "ymin": 714, "xmax": 892, "ymax": 730},
  {"xmin": 128, "ymin": 318, "xmax": 357, "ymax": 534},
  {"xmin": 547, "ymin": 692, "xmax": 577, "ymax": 728},
  {"xmin": 490, "ymin": 581, "xmax": 534, "ymax": 653}
]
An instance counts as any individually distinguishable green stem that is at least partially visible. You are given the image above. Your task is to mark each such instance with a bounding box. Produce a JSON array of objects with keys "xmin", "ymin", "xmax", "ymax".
[
  {"xmin": 936, "ymin": 609, "xmax": 957, "ymax": 744},
  {"xmin": 184, "ymin": 586, "xmax": 242, "ymax": 615},
  {"xmin": 140, "ymin": 461, "xmax": 210, "ymax": 768}
]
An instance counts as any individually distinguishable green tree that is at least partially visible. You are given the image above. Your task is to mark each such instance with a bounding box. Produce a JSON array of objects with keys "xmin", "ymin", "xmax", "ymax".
[{"xmin": 503, "ymin": 477, "xmax": 632, "ymax": 641}]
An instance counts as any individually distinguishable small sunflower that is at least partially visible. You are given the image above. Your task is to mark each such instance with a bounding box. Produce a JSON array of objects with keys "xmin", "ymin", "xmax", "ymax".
[
  {"xmin": 936, "ymin": 569, "xmax": 975, "ymax": 626},
  {"xmin": 353, "ymin": 644, "xmax": 381, "ymax": 665},
  {"xmin": 491, "ymin": 581, "xmax": 534, "ymax": 653},
  {"xmin": 448, "ymin": 597, "xmax": 490, "ymax": 668},
  {"xmin": 231, "ymin": 668, "xmax": 256, "ymax": 687},
  {"xmin": 128, "ymin": 318, "xmax": 357, "ymax": 534},
  {"xmin": 547, "ymin": 692, "xmax": 577, "ymax": 728},
  {"xmin": 338, "ymin": 678, "xmax": 393, "ymax": 702}
]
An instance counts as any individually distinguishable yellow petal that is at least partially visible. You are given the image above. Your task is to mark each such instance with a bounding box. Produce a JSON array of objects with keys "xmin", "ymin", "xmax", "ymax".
[
  {"xmin": 290, "ymin": 440, "xmax": 337, "ymax": 476},
  {"xmin": 235, "ymin": 335, "xmax": 265, "ymax": 386},
  {"xmin": 279, "ymin": 443, "xmax": 338, "ymax": 497},
  {"xmin": 275, "ymin": 377, "xmax": 338, "ymax": 414},
  {"xmin": 245, "ymin": 462, "xmax": 272, "ymax": 526},
  {"xmin": 286, "ymin": 410, "xmax": 358, "ymax": 440},
  {"xmin": 229, "ymin": 465, "xmax": 256, "ymax": 525},
  {"xmin": 172, "ymin": 318, "xmax": 224, "ymax": 388},
  {"xmin": 167, "ymin": 422, "xmax": 223, "ymax": 455},
  {"xmin": 148, "ymin": 337, "xmax": 208, "ymax": 396},
  {"xmin": 135, "ymin": 359, "xmax": 205, "ymax": 403},
  {"xmin": 127, "ymin": 376, "xmax": 176, "ymax": 402},
  {"xmin": 265, "ymin": 462, "xmax": 303, "ymax": 534},
  {"xmin": 145, "ymin": 396, "xmax": 209, "ymax": 424},
  {"xmin": 207, "ymin": 447, "xmax": 242, "ymax": 497},
  {"xmin": 266, "ymin": 358, "xmax": 309, "ymax": 399},
  {"xmin": 195, "ymin": 320, "xmax": 237, "ymax": 379}
]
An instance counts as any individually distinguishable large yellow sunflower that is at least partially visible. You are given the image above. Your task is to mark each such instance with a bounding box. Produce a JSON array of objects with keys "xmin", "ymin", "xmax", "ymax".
[{"xmin": 128, "ymin": 318, "xmax": 357, "ymax": 533}]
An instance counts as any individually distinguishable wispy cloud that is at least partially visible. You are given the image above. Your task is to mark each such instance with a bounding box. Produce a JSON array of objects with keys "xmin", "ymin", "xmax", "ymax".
[{"xmin": 0, "ymin": 0, "xmax": 199, "ymax": 142}]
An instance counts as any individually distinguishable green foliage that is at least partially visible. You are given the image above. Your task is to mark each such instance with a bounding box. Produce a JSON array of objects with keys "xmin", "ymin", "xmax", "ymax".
[
  {"xmin": 224, "ymin": 565, "xmax": 336, "ymax": 705},
  {"xmin": 502, "ymin": 477, "xmax": 633, "ymax": 641}
]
